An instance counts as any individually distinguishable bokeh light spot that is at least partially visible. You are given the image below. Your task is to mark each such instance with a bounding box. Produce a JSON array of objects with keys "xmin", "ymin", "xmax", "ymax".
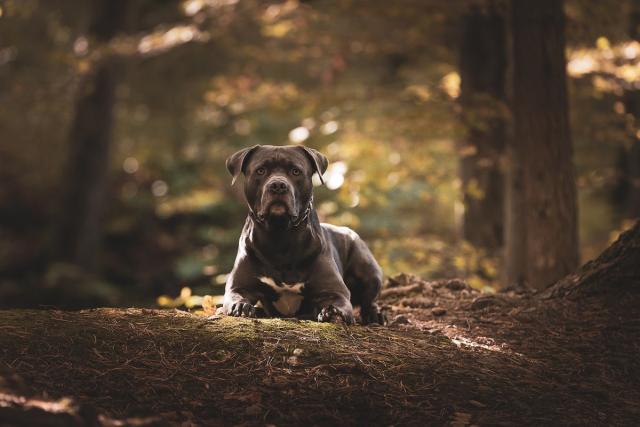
[
  {"xmin": 324, "ymin": 161, "xmax": 347, "ymax": 190},
  {"xmin": 151, "ymin": 180, "xmax": 168, "ymax": 197},
  {"xmin": 122, "ymin": 157, "xmax": 139, "ymax": 174},
  {"xmin": 288, "ymin": 126, "xmax": 309, "ymax": 143},
  {"xmin": 320, "ymin": 121, "xmax": 339, "ymax": 135}
]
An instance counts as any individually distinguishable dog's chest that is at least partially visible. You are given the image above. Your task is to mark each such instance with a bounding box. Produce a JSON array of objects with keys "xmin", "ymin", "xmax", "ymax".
[{"xmin": 258, "ymin": 276, "xmax": 305, "ymax": 317}]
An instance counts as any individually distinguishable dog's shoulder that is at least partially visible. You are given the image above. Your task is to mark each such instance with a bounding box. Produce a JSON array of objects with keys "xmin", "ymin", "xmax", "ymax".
[
  {"xmin": 319, "ymin": 223, "xmax": 361, "ymax": 261},
  {"xmin": 320, "ymin": 222, "xmax": 360, "ymax": 242}
]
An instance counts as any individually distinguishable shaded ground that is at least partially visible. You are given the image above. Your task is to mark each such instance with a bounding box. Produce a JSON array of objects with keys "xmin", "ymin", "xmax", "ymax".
[{"xmin": 1, "ymin": 224, "xmax": 639, "ymax": 426}]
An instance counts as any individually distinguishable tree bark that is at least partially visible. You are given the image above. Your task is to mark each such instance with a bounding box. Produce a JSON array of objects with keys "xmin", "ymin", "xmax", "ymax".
[
  {"xmin": 613, "ymin": 0, "xmax": 640, "ymax": 220},
  {"xmin": 615, "ymin": 94, "xmax": 640, "ymax": 219},
  {"xmin": 459, "ymin": 1, "xmax": 507, "ymax": 254},
  {"xmin": 505, "ymin": 0, "xmax": 579, "ymax": 289},
  {"xmin": 54, "ymin": 0, "xmax": 127, "ymax": 271}
]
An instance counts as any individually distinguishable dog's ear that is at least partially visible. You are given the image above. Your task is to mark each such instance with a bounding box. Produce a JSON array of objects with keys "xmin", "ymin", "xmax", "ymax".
[
  {"xmin": 226, "ymin": 145, "xmax": 260, "ymax": 185},
  {"xmin": 298, "ymin": 146, "xmax": 328, "ymax": 185}
]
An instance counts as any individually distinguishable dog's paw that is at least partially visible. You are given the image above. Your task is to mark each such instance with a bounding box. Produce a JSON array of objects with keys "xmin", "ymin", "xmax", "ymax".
[
  {"xmin": 317, "ymin": 305, "xmax": 354, "ymax": 325},
  {"xmin": 361, "ymin": 305, "xmax": 386, "ymax": 325},
  {"xmin": 229, "ymin": 302, "xmax": 256, "ymax": 318}
]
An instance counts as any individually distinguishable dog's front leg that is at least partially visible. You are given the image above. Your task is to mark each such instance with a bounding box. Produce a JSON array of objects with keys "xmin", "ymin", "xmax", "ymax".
[
  {"xmin": 307, "ymin": 258, "xmax": 355, "ymax": 325},
  {"xmin": 314, "ymin": 296, "xmax": 354, "ymax": 325},
  {"xmin": 223, "ymin": 290, "xmax": 258, "ymax": 318},
  {"xmin": 222, "ymin": 261, "xmax": 261, "ymax": 318}
]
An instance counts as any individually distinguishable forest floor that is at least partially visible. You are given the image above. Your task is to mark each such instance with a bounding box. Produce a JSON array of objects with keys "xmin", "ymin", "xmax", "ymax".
[{"xmin": 1, "ymin": 270, "xmax": 639, "ymax": 426}]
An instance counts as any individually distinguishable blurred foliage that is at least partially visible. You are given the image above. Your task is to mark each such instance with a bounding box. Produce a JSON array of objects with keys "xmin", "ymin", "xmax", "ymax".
[{"xmin": 0, "ymin": 0, "xmax": 637, "ymax": 307}]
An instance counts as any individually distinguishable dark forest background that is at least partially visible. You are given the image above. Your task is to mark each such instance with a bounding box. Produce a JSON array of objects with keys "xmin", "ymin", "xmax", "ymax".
[{"xmin": 1, "ymin": 0, "xmax": 639, "ymax": 309}]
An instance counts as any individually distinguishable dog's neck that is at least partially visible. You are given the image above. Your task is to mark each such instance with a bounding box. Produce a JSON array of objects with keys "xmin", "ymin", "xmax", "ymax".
[
  {"xmin": 247, "ymin": 197, "xmax": 314, "ymax": 229},
  {"xmin": 245, "ymin": 208, "xmax": 322, "ymax": 271}
]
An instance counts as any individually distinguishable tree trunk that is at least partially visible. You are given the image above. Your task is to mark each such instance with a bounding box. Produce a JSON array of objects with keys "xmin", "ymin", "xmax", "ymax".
[
  {"xmin": 616, "ymin": 94, "xmax": 640, "ymax": 219},
  {"xmin": 505, "ymin": 0, "xmax": 579, "ymax": 289},
  {"xmin": 54, "ymin": 0, "xmax": 127, "ymax": 271},
  {"xmin": 613, "ymin": 0, "xmax": 640, "ymax": 220},
  {"xmin": 459, "ymin": 1, "xmax": 507, "ymax": 254}
]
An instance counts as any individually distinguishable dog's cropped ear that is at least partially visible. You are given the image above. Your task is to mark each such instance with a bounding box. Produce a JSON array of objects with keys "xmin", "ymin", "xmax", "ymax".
[
  {"xmin": 226, "ymin": 145, "xmax": 260, "ymax": 185},
  {"xmin": 298, "ymin": 146, "xmax": 328, "ymax": 185}
]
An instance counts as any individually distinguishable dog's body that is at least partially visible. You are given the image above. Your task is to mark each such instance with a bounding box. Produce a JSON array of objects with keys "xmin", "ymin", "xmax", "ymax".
[{"xmin": 222, "ymin": 144, "xmax": 384, "ymax": 324}]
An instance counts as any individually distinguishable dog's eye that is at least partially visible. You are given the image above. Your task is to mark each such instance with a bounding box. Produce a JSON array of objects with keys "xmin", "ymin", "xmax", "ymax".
[
  {"xmin": 291, "ymin": 168, "xmax": 301, "ymax": 176},
  {"xmin": 256, "ymin": 167, "xmax": 266, "ymax": 176}
]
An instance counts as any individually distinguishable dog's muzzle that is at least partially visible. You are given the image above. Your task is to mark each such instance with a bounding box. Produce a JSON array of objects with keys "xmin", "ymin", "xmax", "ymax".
[{"xmin": 259, "ymin": 176, "xmax": 296, "ymax": 218}]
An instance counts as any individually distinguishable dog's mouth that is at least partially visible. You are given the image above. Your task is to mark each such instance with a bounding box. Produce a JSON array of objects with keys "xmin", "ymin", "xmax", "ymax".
[
  {"xmin": 257, "ymin": 198, "xmax": 297, "ymax": 222},
  {"xmin": 268, "ymin": 201, "xmax": 288, "ymax": 216}
]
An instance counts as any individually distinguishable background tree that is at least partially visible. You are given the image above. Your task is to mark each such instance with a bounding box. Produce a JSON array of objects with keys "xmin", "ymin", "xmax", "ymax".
[
  {"xmin": 458, "ymin": 0, "xmax": 507, "ymax": 254},
  {"xmin": 505, "ymin": 0, "xmax": 579, "ymax": 289},
  {"xmin": 53, "ymin": 0, "xmax": 129, "ymax": 271},
  {"xmin": 613, "ymin": 0, "xmax": 640, "ymax": 220}
]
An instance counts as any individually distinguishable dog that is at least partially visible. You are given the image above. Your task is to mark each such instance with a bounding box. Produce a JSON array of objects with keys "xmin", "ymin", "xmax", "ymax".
[{"xmin": 222, "ymin": 144, "xmax": 385, "ymax": 325}]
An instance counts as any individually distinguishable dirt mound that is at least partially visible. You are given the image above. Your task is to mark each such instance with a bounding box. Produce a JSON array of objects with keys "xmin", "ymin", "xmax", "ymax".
[
  {"xmin": 1, "ymin": 224, "xmax": 639, "ymax": 426},
  {"xmin": 1, "ymin": 275, "xmax": 639, "ymax": 427}
]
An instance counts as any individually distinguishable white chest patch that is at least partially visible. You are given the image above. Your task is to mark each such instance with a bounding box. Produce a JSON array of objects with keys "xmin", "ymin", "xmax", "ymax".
[{"xmin": 258, "ymin": 276, "xmax": 305, "ymax": 317}]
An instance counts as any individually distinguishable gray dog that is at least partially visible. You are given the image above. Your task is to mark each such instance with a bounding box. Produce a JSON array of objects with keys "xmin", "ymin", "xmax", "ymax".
[{"xmin": 222, "ymin": 144, "xmax": 385, "ymax": 324}]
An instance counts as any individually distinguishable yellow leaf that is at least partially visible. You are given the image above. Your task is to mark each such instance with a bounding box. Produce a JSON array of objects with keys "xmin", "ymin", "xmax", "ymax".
[
  {"xmin": 596, "ymin": 36, "xmax": 610, "ymax": 50},
  {"xmin": 180, "ymin": 287, "xmax": 192, "ymax": 300},
  {"xmin": 202, "ymin": 295, "xmax": 216, "ymax": 314},
  {"xmin": 263, "ymin": 20, "xmax": 294, "ymax": 38},
  {"xmin": 157, "ymin": 295, "xmax": 175, "ymax": 307},
  {"xmin": 185, "ymin": 295, "xmax": 203, "ymax": 309}
]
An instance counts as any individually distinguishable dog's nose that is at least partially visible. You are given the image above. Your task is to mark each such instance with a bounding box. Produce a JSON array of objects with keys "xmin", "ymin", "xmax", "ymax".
[{"xmin": 268, "ymin": 180, "xmax": 289, "ymax": 194}]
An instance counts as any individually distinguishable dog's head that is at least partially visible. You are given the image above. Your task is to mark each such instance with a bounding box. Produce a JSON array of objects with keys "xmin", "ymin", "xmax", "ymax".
[{"xmin": 226, "ymin": 145, "xmax": 328, "ymax": 227}]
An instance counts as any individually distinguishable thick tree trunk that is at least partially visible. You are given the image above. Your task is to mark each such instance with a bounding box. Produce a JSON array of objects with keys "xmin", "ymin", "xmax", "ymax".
[
  {"xmin": 505, "ymin": 0, "xmax": 579, "ymax": 289},
  {"xmin": 459, "ymin": 1, "xmax": 507, "ymax": 254},
  {"xmin": 613, "ymin": 0, "xmax": 640, "ymax": 220},
  {"xmin": 615, "ymin": 93, "xmax": 640, "ymax": 219},
  {"xmin": 56, "ymin": 60, "xmax": 118, "ymax": 270},
  {"xmin": 54, "ymin": 0, "xmax": 127, "ymax": 271}
]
